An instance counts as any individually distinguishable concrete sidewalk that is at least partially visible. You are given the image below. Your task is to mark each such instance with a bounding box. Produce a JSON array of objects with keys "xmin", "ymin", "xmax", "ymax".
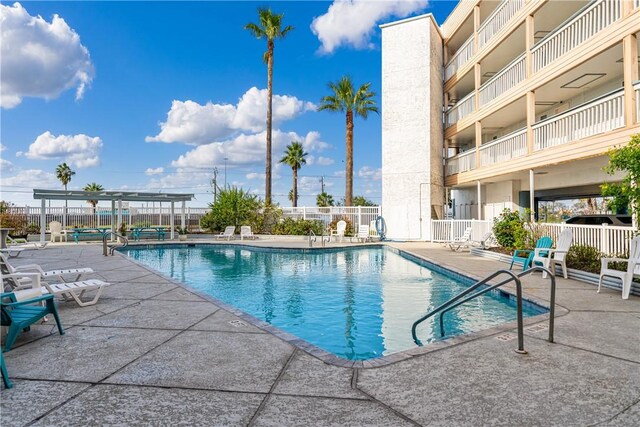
[{"xmin": 1, "ymin": 242, "xmax": 638, "ymax": 426}]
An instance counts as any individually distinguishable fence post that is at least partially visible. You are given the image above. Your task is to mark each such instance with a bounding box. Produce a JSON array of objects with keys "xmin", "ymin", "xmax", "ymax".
[
  {"xmin": 357, "ymin": 206, "xmax": 362, "ymax": 228},
  {"xmin": 303, "ymin": 207, "xmax": 306, "ymax": 220},
  {"xmin": 601, "ymin": 223, "xmax": 609, "ymax": 255},
  {"xmin": 449, "ymin": 219, "xmax": 454, "ymax": 242}
]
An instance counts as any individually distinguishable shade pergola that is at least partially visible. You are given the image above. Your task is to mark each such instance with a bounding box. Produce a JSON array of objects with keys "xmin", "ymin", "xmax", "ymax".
[{"xmin": 33, "ymin": 189, "xmax": 195, "ymax": 242}]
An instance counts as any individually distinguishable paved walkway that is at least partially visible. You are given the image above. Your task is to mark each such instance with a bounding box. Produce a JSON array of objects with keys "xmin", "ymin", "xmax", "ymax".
[{"xmin": 1, "ymin": 241, "xmax": 639, "ymax": 426}]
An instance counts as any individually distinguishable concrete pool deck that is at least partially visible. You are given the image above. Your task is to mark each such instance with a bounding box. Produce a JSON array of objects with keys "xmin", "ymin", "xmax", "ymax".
[{"xmin": 1, "ymin": 240, "xmax": 639, "ymax": 426}]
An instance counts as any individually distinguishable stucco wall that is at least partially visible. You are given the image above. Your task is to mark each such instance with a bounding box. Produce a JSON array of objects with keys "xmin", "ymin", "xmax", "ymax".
[{"xmin": 381, "ymin": 16, "xmax": 444, "ymax": 240}]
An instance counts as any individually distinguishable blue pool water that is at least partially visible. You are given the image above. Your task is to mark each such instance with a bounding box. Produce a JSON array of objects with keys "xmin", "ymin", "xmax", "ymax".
[{"xmin": 123, "ymin": 245, "xmax": 545, "ymax": 360}]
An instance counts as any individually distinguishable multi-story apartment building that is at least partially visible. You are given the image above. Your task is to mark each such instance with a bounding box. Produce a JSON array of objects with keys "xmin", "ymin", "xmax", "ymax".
[{"xmin": 381, "ymin": 0, "xmax": 640, "ymax": 240}]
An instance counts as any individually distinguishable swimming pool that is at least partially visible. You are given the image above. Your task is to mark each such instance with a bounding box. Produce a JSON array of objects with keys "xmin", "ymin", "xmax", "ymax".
[{"xmin": 123, "ymin": 245, "xmax": 545, "ymax": 360}]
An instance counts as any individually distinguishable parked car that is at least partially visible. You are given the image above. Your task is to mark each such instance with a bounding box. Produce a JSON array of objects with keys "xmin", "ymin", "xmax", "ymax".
[{"xmin": 565, "ymin": 215, "xmax": 632, "ymax": 227}]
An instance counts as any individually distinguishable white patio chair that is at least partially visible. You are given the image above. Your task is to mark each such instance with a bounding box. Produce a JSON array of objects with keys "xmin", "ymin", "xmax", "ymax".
[
  {"xmin": 240, "ymin": 226, "xmax": 257, "ymax": 240},
  {"xmin": 448, "ymin": 227, "xmax": 472, "ymax": 252},
  {"xmin": 330, "ymin": 220, "xmax": 346, "ymax": 242},
  {"xmin": 532, "ymin": 229, "xmax": 573, "ymax": 278},
  {"xmin": 471, "ymin": 232, "xmax": 496, "ymax": 249},
  {"xmin": 6, "ymin": 236, "xmax": 48, "ymax": 250},
  {"xmin": 216, "ymin": 226, "xmax": 236, "ymax": 241},
  {"xmin": 1, "ymin": 252, "xmax": 94, "ymax": 283},
  {"xmin": 598, "ymin": 236, "xmax": 640, "ymax": 300},
  {"xmin": 49, "ymin": 221, "xmax": 68, "ymax": 242},
  {"xmin": 355, "ymin": 225, "xmax": 371, "ymax": 243}
]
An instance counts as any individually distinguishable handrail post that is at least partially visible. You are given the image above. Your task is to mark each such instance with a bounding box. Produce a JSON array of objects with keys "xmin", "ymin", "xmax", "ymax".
[{"xmin": 514, "ymin": 277, "xmax": 526, "ymax": 354}]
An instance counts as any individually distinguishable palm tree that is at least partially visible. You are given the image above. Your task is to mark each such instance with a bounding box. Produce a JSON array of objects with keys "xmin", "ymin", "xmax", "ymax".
[
  {"xmin": 316, "ymin": 192, "xmax": 334, "ymax": 207},
  {"xmin": 56, "ymin": 162, "xmax": 75, "ymax": 227},
  {"xmin": 245, "ymin": 8, "xmax": 294, "ymax": 206},
  {"xmin": 318, "ymin": 76, "xmax": 378, "ymax": 206},
  {"xmin": 83, "ymin": 182, "xmax": 104, "ymax": 212},
  {"xmin": 288, "ymin": 189, "xmax": 298, "ymax": 206},
  {"xmin": 279, "ymin": 141, "xmax": 307, "ymax": 207}
]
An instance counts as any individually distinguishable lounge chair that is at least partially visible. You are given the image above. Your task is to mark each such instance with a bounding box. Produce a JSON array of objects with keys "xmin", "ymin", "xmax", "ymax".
[
  {"xmin": 532, "ymin": 229, "xmax": 573, "ymax": 278},
  {"xmin": 509, "ymin": 236, "xmax": 553, "ymax": 271},
  {"xmin": 6, "ymin": 236, "xmax": 48, "ymax": 250},
  {"xmin": 472, "ymin": 232, "xmax": 496, "ymax": 249},
  {"xmin": 0, "ymin": 247, "xmax": 25, "ymax": 258},
  {"xmin": 3, "ymin": 271, "xmax": 111, "ymax": 307},
  {"xmin": 355, "ymin": 225, "xmax": 371, "ymax": 243},
  {"xmin": 49, "ymin": 221, "xmax": 68, "ymax": 242},
  {"xmin": 598, "ymin": 236, "xmax": 640, "ymax": 300},
  {"xmin": 1, "ymin": 290, "xmax": 65, "ymax": 351},
  {"xmin": 240, "ymin": 226, "xmax": 257, "ymax": 240},
  {"xmin": 1, "ymin": 350, "xmax": 11, "ymax": 388},
  {"xmin": 1, "ymin": 252, "xmax": 94, "ymax": 283},
  {"xmin": 448, "ymin": 227, "xmax": 473, "ymax": 251},
  {"xmin": 330, "ymin": 220, "xmax": 347, "ymax": 243},
  {"xmin": 216, "ymin": 226, "xmax": 236, "ymax": 241}
]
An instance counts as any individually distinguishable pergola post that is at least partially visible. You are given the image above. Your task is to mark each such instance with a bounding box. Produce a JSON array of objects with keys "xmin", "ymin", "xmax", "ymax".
[
  {"xmin": 170, "ymin": 201, "xmax": 175, "ymax": 240},
  {"xmin": 181, "ymin": 201, "xmax": 186, "ymax": 230},
  {"xmin": 40, "ymin": 198, "xmax": 46, "ymax": 243},
  {"xmin": 117, "ymin": 199, "xmax": 123, "ymax": 232}
]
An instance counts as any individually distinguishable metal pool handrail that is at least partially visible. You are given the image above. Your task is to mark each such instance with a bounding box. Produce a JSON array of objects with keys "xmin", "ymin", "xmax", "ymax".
[
  {"xmin": 437, "ymin": 266, "xmax": 556, "ymax": 346},
  {"xmin": 102, "ymin": 231, "xmax": 128, "ymax": 256}
]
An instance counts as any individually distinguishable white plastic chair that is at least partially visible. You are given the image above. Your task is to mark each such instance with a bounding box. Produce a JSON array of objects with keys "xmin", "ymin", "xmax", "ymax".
[
  {"xmin": 240, "ymin": 226, "xmax": 256, "ymax": 240},
  {"xmin": 598, "ymin": 236, "xmax": 640, "ymax": 300},
  {"xmin": 448, "ymin": 227, "xmax": 472, "ymax": 252},
  {"xmin": 355, "ymin": 225, "xmax": 371, "ymax": 243},
  {"xmin": 533, "ymin": 229, "xmax": 573, "ymax": 278},
  {"xmin": 331, "ymin": 220, "xmax": 347, "ymax": 242},
  {"xmin": 216, "ymin": 226, "xmax": 236, "ymax": 241},
  {"xmin": 1, "ymin": 252, "xmax": 94, "ymax": 283},
  {"xmin": 49, "ymin": 221, "xmax": 67, "ymax": 242}
]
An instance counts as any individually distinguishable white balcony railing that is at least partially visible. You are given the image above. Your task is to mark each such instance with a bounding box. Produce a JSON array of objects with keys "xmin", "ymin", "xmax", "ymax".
[
  {"xmin": 477, "ymin": 0, "xmax": 525, "ymax": 50},
  {"xmin": 445, "ymin": 92, "xmax": 476, "ymax": 128},
  {"xmin": 533, "ymin": 89, "xmax": 625, "ymax": 151},
  {"xmin": 479, "ymin": 128, "xmax": 527, "ymax": 167},
  {"xmin": 445, "ymin": 37, "xmax": 474, "ymax": 81},
  {"xmin": 531, "ymin": 0, "xmax": 621, "ymax": 73},
  {"xmin": 635, "ymin": 81, "xmax": 640, "ymax": 122},
  {"xmin": 446, "ymin": 149, "xmax": 476, "ymax": 176},
  {"xmin": 478, "ymin": 53, "xmax": 526, "ymax": 107}
]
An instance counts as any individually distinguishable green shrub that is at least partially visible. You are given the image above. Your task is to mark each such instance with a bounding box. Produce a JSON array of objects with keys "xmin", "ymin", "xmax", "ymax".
[
  {"xmin": 272, "ymin": 218, "xmax": 324, "ymax": 235},
  {"xmin": 26, "ymin": 223, "xmax": 40, "ymax": 234},
  {"xmin": 0, "ymin": 201, "xmax": 28, "ymax": 237},
  {"xmin": 200, "ymin": 187, "xmax": 261, "ymax": 233},
  {"xmin": 492, "ymin": 209, "xmax": 528, "ymax": 250},
  {"xmin": 253, "ymin": 204, "xmax": 282, "ymax": 234},
  {"xmin": 565, "ymin": 245, "xmax": 602, "ymax": 274}
]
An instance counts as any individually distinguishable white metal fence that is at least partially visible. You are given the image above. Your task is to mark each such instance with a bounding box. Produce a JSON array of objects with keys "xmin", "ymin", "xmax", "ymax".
[
  {"xmin": 431, "ymin": 219, "xmax": 636, "ymax": 255},
  {"xmin": 446, "ymin": 149, "xmax": 476, "ymax": 175},
  {"xmin": 479, "ymin": 128, "xmax": 527, "ymax": 167},
  {"xmin": 281, "ymin": 206, "xmax": 381, "ymax": 230},
  {"xmin": 445, "ymin": 91, "xmax": 475, "ymax": 128},
  {"xmin": 477, "ymin": 0, "xmax": 524, "ymax": 49},
  {"xmin": 478, "ymin": 53, "xmax": 525, "ymax": 107},
  {"xmin": 445, "ymin": 36, "xmax": 474, "ymax": 81}
]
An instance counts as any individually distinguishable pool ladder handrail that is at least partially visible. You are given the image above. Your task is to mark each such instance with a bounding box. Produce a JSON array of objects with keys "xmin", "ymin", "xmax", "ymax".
[
  {"xmin": 308, "ymin": 230, "xmax": 329, "ymax": 248},
  {"xmin": 411, "ymin": 267, "xmax": 556, "ymax": 354},
  {"xmin": 102, "ymin": 230, "xmax": 128, "ymax": 256}
]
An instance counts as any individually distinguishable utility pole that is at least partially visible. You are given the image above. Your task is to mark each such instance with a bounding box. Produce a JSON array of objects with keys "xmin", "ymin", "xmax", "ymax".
[
  {"xmin": 211, "ymin": 167, "xmax": 218, "ymax": 203},
  {"xmin": 320, "ymin": 176, "xmax": 325, "ymax": 193}
]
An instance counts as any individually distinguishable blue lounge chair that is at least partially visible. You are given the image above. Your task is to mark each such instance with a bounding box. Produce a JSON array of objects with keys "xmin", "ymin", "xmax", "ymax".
[
  {"xmin": 1, "ymin": 350, "xmax": 11, "ymax": 388},
  {"xmin": 509, "ymin": 236, "xmax": 553, "ymax": 271},
  {"xmin": 0, "ymin": 292, "xmax": 65, "ymax": 351}
]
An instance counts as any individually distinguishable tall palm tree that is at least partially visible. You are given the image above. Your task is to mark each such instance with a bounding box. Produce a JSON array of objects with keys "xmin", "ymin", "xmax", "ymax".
[
  {"xmin": 316, "ymin": 192, "xmax": 334, "ymax": 207},
  {"xmin": 83, "ymin": 182, "xmax": 104, "ymax": 212},
  {"xmin": 318, "ymin": 76, "xmax": 378, "ymax": 206},
  {"xmin": 279, "ymin": 141, "xmax": 307, "ymax": 207},
  {"xmin": 56, "ymin": 162, "xmax": 75, "ymax": 227},
  {"xmin": 245, "ymin": 8, "xmax": 294, "ymax": 206}
]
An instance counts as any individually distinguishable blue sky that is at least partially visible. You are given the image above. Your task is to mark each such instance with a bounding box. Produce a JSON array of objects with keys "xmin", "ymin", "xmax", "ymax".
[{"xmin": 1, "ymin": 0, "xmax": 457, "ymax": 207}]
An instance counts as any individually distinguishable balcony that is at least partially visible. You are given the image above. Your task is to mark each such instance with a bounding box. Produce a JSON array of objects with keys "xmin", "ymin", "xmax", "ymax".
[
  {"xmin": 446, "ymin": 149, "xmax": 476, "ymax": 175},
  {"xmin": 531, "ymin": 0, "xmax": 621, "ymax": 73},
  {"xmin": 445, "ymin": 37, "xmax": 474, "ymax": 81},
  {"xmin": 479, "ymin": 128, "xmax": 527, "ymax": 167},
  {"xmin": 478, "ymin": 53, "xmax": 526, "ymax": 107},
  {"xmin": 445, "ymin": 92, "xmax": 475, "ymax": 128},
  {"xmin": 533, "ymin": 88, "xmax": 625, "ymax": 151},
  {"xmin": 477, "ymin": 0, "xmax": 525, "ymax": 50}
]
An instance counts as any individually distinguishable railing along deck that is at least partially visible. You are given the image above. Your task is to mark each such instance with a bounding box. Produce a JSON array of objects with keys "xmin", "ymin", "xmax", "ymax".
[
  {"xmin": 635, "ymin": 81, "xmax": 640, "ymax": 122},
  {"xmin": 532, "ymin": 89, "xmax": 625, "ymax": 151},
  {"xmin": 477, "ymin": 0, "xmax": 525, "ymax": 50},
  {"xmin": 445, "ymin": 92, "xmax": 476, "ymax": 128},
  {"xmin": 478, "ymin": 53, "xmax": 526, "ymax": 107},
  {"xmin": 445, "ymin": 149, "xmax": 476, "ymax": 176},
  {"xmin": 479, "ymin": 128, "xmax": 527, "ymax": 167},
  {"xmin": 445, "ymin": 37, "xmax": 474, "ymax": 81},
  {"xmin": 531, "ymin": 0, "xmax": 621, "ymax": 73}
]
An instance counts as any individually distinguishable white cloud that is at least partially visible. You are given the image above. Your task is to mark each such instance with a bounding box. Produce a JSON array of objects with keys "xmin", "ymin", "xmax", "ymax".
[
  {"xmin": 317, "ymin": 156, "xmax": 335, "ymax": 166},
  {"xmin": 171, "ymin": 130, "xmax": 329, "ymax": 170},
  {"xmin": 145, "ymin": 167, "xmax": 164, "ymax": 176},
  {"xmin": 311, "ymin": 0, "xmax": 428, "ymax": 54},
  {"xmin": 1, "ymin": 168, "xmax": 58, "ymax": 188},
  {"xmin": 146, "ymin": 168, "xmax": 212, "ymax": 192},
  {"xmin": 246, "ymin": 172, "xmax": 265, "ymax": 180},
  {"xmin": 358, "ymin": 166, "xmax": 382, "ymax": 180},
  {"xmin": 0, "ymin": 144, "xmax": 6, "ymax": 152},
  {"xmin": 0, "ymin": 158, "xmax": 15, "ymax": 173},
  {"xmin": 1, "ymin": 2, "xmax": 94, "ymax": 108},
  {"xmin": 146, "ymin": 87, "xmax": 315, "ymax": 145},
  {"xmin": 21, "ymin": 131, "xmax": 102, "ymax": 168}
]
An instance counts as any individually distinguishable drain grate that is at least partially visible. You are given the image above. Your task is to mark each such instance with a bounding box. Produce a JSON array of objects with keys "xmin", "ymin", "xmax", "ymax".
[
  {"xmin": 228, "ymin": 319, "xmax": 247, "ymax": 328},
  {"xmin": 495, "ymin": 332, "xmax": 517, "ymax": 342},
  {"xmin": 526, "ymin": 324, "xmax": 548, "ymax": 333}
]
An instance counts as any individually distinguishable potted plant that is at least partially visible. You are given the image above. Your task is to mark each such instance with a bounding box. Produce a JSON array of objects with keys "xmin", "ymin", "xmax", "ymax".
[
  {"xmin": 118, "ymin": 222, "xmax": 128, "ymax": 243},
  {"xmin": 176, "ymin": 225, "xmax": 189, "ymax": 241}
]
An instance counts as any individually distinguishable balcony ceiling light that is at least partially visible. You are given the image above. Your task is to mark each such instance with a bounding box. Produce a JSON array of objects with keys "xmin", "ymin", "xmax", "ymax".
[
  {"xmin": 535, "ymin": 101, "xmax": 557, "ymax": 106},
  {"xmin": 561, "ymin": 73, "xmax": 606, "ymax": 89},
  {"xmin": 534, "ymin": 30, "xmax": 550, "ymax": 40},
  {"xmin": 482, "ymin": 72, "xmax": 497, "ymax": 78}
]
